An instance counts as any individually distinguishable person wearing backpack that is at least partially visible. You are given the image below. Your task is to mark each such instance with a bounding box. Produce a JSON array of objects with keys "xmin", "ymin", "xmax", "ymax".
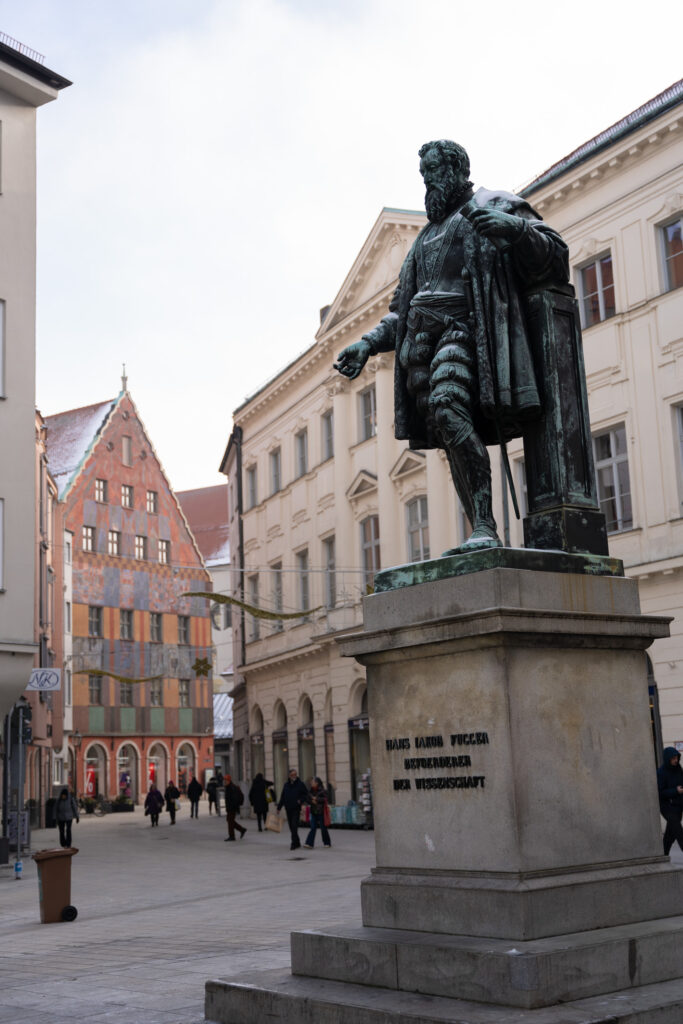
[{"xmin": 224, "ymin": 774, "xmax": 247, "ymax": 841}]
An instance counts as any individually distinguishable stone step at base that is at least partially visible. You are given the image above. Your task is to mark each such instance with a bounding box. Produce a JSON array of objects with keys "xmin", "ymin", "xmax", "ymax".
[
  {"xmin": 205, "ymin": 967, "xmax": 683, "ymax": 1024},
  {"xmin": 289, "ymin": 916, "xmax": 683, "ymax": 1009}
]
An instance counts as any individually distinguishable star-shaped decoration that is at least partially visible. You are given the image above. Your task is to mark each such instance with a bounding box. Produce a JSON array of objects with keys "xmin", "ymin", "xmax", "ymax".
[{"xmin": 192, "ymin": 657, "xmax": 211, "ymax": 677}]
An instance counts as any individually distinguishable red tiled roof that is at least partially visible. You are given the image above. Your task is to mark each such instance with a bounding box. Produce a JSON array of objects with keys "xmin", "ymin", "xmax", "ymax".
[{"xmin": 176, "ymin": 485, "xmax": 230, "ymax": 566}]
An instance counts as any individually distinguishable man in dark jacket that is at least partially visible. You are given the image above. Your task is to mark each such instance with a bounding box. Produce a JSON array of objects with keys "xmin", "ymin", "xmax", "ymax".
[
  {"xmin": 277, "ymin": 769, "xmax": 309, "ymax": 850},
  {"xmin": 657, "ymin": 746, "xmax": 683, "ymax": 855},
  {"xmin": 206, "ymin": 776, "xmax": 219, "ymax": 815},
  {"xmin": 187, "ymin": 775, "xmax": 203, "ymax": 818},
  {"xmin": 223, "ymin": 774, "xmax": 246, "ymax": 841}
]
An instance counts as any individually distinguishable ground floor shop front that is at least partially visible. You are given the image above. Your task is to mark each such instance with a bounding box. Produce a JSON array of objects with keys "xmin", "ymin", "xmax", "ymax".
[
  {"xmin": 60, "ymin": 733, "xmax": 216, "ymax": 804},
  {"xmin": 230, "ymin": 636, "xmax": 374, "ymax": 824}
]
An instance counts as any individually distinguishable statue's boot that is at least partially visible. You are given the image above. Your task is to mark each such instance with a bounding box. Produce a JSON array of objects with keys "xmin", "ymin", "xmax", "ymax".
[{"xmin": 442, "ymin": 433, "xmax": 502, "ymax": 556}]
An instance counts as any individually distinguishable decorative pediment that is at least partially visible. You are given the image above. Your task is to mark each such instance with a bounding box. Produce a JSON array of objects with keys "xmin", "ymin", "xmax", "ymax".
[
  {"xmin": 346, "ymin": 470, "xmax": 378, "ymax": 501},
  {"xmin": 317, "ymin": 208, "xmax": 425, "ymax": 338},
  {"xmin": 572, "ymin": 236, "xmax": 610, "ymax": 264},
  {"xmin": 652, "ymin": 192, "xmax": 683, "ymax": 222},
  {"xmin": 265, "ymin": 436, "xmax": 281, "ymax": 453},
  {"xmin": 390, "ymin": 448, "xmax": 426, "ymax": 482}
]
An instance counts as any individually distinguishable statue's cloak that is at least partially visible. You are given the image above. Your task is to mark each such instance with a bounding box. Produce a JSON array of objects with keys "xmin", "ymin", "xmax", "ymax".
[{"xmin": 391, "ymin": 188, "xmax": 569, "ymax": 449}]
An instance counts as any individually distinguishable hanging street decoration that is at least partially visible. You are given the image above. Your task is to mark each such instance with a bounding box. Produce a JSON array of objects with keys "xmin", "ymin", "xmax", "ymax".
[
  {"xmin": 182, "ymin": 590, "xmax": 321, "ymax": 620},
  {"xmin": 192, "ymin": 657, "xmax": 211, "ymax": 677}
]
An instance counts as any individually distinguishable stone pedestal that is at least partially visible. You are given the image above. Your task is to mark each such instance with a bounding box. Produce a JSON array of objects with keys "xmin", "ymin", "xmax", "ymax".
[{"xmin": 206, "ymin": 552, "xmax": 683, "ymax": 1023}]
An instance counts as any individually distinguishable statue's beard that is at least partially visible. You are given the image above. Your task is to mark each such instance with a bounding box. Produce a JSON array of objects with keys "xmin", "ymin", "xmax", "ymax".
[{"xmin": 425, "ymin": 173, "xmax": 471, "ymax": 223}]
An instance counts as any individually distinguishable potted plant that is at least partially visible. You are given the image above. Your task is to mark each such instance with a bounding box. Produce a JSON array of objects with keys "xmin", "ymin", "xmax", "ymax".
[
  {"xmin": 112, "ymin": 794, "xmax": 135, "ymax": 813},
  {"xmin": 83, "ymin": 797, "xmax": 96, "ymax": 815}
]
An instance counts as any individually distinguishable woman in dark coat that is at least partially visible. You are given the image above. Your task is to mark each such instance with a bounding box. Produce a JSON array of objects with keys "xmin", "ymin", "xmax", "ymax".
[
  {"xmin": 144, "ymin": 784, "xmax": 164, "ymax": 827},
  {"xmin": 54, "ymin": 787, "xmax": 79, "ymax": 848},
  {"xmin": 248, "ymin": 773, "xmax": 274, "ymax": 832},
  {"xmin": 657, "ymin": 747, "xmax": 683, "ymax": 855},
  {"xmin": 303, "ymin": 777, "xmax": 332, "ymax": 850},
  {"xmin": 187, "ymin": 776, "xmax": 203, "ymax": 819},
  {"xmin": 164, "ymin": 780, "xmax": 180, "ymax": 825}
]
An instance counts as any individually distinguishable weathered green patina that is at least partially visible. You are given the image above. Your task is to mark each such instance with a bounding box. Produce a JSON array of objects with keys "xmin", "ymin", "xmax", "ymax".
[
  {"xmin": 374, "ymin": 547, "xmax": 623, "ymax": 594},
  {"xmin": 335, "ymin": 140, "xmax": 607, "ymax": 559}
]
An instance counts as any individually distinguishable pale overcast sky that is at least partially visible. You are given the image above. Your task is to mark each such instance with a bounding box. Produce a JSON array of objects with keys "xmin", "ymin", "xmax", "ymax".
[{"xmin": 1, "ymin": 0, "xmax": 680, "ymax": 490}]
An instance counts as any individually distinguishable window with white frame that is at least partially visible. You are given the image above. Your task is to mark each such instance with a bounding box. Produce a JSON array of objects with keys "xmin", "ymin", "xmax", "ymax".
[
  {"xmin": 271, "ymin": 562, "xmax": 283, "ymax": 632},
  {"xmin": 120, "ymin": 608, "xmax": 133, "ymax": 640},
  {"xmin": 95, "ymin": 478, "xmax": 108, "ymax": 503},
  {"xmin": 150, "ymin": 612, "xmax": 162, "ymax": 642},
  {"xmin": 246, "ymin": 465, "xmax": 258, "ymax": 509},
  {"xmin": 578, "ymin": 254, "xmax": 616, "ymax": 327},
  {"xmin": 248, "ymin": 574, "xmax": 260, "ymax": 641},
  {"xmin": 146, "ymin": 489, "xmax": 158, "ymax": 513},
  {"xmin": 323, "ymin": 536, "xmax": 336, "ymax": 608},
  {"xmin": 516, "ymin": 459, "xmax": 529, "ymax": 516},
  {"xmin": 135, "ymin": 535, "xmax": 147, "ymax": 560},
  {"xmin": 179, "ymin": 679, "xmax": 190, "ymax": 708},
  {"xmin": 178, "ymin": 615, "xmax": 190, "ymax": 644},
  {"xmin": 593, "ymin": 424, "xmax": 633, "ymax": 533},
  {"xmin": 121, "ymin": 484, "xmax": 133, "ymax": 508},
  {"xmin": 88, "ymin": 605, "xmax": 103, "ymax": 636},
  {"xmin": 0, "ymin": 300, "xmax": 5, "ymax": 398},
  {"xmin": 270, "ymin": 448, "xmax": 281, "ymax": 494},
  {"xmin": 321, "ymin": 409, "xmax": 334, "ymax": 461},
  {"xmin": 360, "ymin": 515, "xmax": 381, "ymax": 588},
  {"xmin": 406, "ymin": 496, "xmax": 430, "ymax": 561},
  {"xmin": 122, "ymin": 435, "xmax": 133, "ymax": 466},
  {"xmin": 296, "ymin": 549, "xmax": 310, "ymax": 613},
  {"xmin": 158, "ymin": 539, "xmax": 170, "ymax": 564},
  {"xmin": 65, "ymin": 538, "xmax": 72, "ymax": 564},
  {"xmin": 108, "ymin": 529, "xmax": 121, "ymax": 556},
  {"xmin": 661, "ymin": 216, "xmax": 683, "ymax": 292},
  {"xmin": 89, "ymin": 674, "xmax": 102, "ymax": 705},
  {"xmin": 82, "ymin": 525, "xmax": 95, "ymax": 552},
  {"xmin": 359, "ymin": 386, "xmax": 377, "ymax": 441},
  {"xmin": 295, "ymin": 429, "xmax": 308, "ymax": 477}
]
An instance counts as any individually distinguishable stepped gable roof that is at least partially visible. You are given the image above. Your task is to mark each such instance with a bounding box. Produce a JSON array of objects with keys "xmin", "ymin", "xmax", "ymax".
[
  {"xmin": 44, "ymin": 396, "xmax": 118, "ymax": 499},
  {"xmin": 176, "ymin": 485, "xmax": 230, "ymax": 567},
  {"xmin": 521, "ymin": 78, "xmax": 683, "ymax": 197},
  {"xmin": 213, "ymin": 692, "xmax": 233, "ymax": 739}
]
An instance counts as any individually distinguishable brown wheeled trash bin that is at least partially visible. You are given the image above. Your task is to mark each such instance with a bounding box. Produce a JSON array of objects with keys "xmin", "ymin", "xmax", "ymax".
[{"xmin": 32, "ymin": 847, "xmax": 78, "ymax": 923}]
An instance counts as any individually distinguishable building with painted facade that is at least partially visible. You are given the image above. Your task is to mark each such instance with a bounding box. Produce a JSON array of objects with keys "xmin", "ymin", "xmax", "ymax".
[
  {"xmin": 45, "ymin": 388, "xmax": 213, "ymax": 802},
  {"xmin": 223, "ymin": 80, "xmax": 683, "ymax": 811}
]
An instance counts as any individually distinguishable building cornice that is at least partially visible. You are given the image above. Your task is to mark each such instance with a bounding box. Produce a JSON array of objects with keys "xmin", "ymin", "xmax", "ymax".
[
  {"xmin": 239, "ymin": 639, "xmax": 323, "ymax": 675},
  {"xmin": 525, "ymin": 105, "xmax": 682, "ymax": 217}
]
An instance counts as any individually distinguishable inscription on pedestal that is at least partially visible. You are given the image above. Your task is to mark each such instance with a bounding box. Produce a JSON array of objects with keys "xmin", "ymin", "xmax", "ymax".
[{"xmin": 387, "ymin": 730, "xmax": 489, "ymax": 793}]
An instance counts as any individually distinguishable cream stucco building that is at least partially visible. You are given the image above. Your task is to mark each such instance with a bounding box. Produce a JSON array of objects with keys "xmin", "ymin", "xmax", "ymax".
[
  {"xmin": 223, "ymin": 79, "xmax": 683, "ymax": 809},
  {"xmin": 0, "ymin": 39, "xmax": 70, "ymax": 723}
]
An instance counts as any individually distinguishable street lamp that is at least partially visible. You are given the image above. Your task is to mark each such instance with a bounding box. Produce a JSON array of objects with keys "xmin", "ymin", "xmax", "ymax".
[{"xmin": 72, "ymin": 730, "xmax": 82, "ymax": 798}]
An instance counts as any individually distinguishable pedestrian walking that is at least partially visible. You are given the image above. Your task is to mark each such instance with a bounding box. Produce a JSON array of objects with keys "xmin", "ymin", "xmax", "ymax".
[
  {"xmin": 248, "ymin": 772, "xmax": 274, "ymax": 832},
  {"xmin": 164, "ymin": 780, "xmax": 180, "ymax": 825},
  {"xmin": 144, "ymin": 784, "xmax": 164, "ymax": 827},
  {"xmin": 224, "ymin": 774, "xmax": 247, "ymax": 841},
  {"xmin": 658, "ymin": 746, "xmax": 683, "ymax": 855},
  {"xmin": 303, "ymin": 777, "xmax": 332, "ymax": 850},
  {"xmin": 206, "ymin": 776, "xmax": 219, "ymax": 815},
  {"xmin": 188, "ymin": 775, "xmax": 203, "ymax": 818},
  {"xmin": 54, "ymin": 787, "xmax": 79, "ymax": 848},
  {"xmin": 277, "ymin": 768, "xmax": 309, "ymax": 851}
]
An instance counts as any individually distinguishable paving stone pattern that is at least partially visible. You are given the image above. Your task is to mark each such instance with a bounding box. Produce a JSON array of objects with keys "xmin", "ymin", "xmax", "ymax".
[{"xmin": 0, "ymin": 804, "xmax": 374, "ymax": 1024}]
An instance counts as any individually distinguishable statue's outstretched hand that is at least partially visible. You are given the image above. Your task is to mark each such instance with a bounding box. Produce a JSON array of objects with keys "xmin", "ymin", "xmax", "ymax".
[
  {"xmin": 334, "ymin": 339, "xmax": 372, "ymax": 380},
  {"xmin": 466, "ymin": 206, "xmax": 525, "ymax": 247}
]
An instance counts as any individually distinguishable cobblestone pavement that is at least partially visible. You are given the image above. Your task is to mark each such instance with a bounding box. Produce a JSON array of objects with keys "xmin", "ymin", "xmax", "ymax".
[{"xmin": 0, "ymin": 804, "xmax": 375, "ymax": 1024}]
